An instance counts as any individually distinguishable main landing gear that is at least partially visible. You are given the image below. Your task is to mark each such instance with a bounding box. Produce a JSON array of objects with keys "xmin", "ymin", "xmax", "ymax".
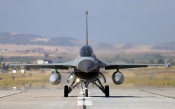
[
  {"xmin": 64, "ymin": 72, "xmax": 110, "ymax": 97},
  {"xmin": 92, "ymin": 78, "xmax": 110, "ymax": 97},
  {"xmin": 64, "ymin": 85, "xmax": 69, "ymax": 97},
  {"xmin": 64, "ymin": 76, "xmax": 81, "ymax": 97}
]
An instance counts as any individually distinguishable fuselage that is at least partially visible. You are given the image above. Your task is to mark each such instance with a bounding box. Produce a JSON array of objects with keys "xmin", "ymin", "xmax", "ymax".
[
  {"xmin": 76, "ymin": 45, "xmax": 99, "ymax": 72},
  {"xmin": 73, "ymin": 45, "xmax": 101, "ymax": 81}
]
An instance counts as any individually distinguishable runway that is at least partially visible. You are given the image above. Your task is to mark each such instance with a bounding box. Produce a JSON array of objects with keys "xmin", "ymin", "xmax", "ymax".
[{"xmin": 0, "ymin": 87, "xmax": 175, "ymax": 109}]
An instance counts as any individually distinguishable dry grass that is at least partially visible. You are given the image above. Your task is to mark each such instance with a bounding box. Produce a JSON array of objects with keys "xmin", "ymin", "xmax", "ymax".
[
  {"xmin": 0, "ymin": 66, "xmax": 175, "ymax": 89},
  {"xmin": 0, "ymin": 44, "xmax": 79, "ymax": 58},
  {"xmin": 105, "ymin": 66, "xmax": 175, "ymax": 87},
  {"xmin": 0, "ymin": 70, "xmax": 49, "ymax": 88},
  {"xmin": 1, "ymin": 44, "xmax": 174, "ymax": 59}
]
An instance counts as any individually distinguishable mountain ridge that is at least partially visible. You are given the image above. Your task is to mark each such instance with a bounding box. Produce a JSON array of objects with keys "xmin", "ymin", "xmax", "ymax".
[
  {"xmin": 0, "ymin": 32, "xmax": 81, "ymax": 46},
  {"xmin": 0, "ymin": 32, "xmax": 175, "ymax": 51}
]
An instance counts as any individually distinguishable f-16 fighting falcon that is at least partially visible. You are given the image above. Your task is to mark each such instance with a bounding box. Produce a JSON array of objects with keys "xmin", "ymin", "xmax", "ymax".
[{"xmin": 8, "ymin": 11, "xmax": 173, "ymax": 97}]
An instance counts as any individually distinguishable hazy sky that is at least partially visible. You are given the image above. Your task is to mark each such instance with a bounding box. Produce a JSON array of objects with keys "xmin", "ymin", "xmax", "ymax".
[{"xmin": 0, "ymin": 0, "xmax": 174, "ymax": 44}]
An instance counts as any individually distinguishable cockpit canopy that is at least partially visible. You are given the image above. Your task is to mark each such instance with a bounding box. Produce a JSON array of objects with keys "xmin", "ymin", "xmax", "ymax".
[{"xmin": 80, "ymin": 45, "xmax": 94, "ymax": 57}]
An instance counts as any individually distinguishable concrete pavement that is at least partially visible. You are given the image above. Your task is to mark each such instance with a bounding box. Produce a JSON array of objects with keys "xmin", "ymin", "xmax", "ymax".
[{"xmin": 0, "ymin": 87, "xmax": 175, "ymax": 109}]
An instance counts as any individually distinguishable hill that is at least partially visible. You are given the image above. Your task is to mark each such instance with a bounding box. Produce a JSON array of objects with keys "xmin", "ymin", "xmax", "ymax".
[
  {"xmin": 0, "ymin": 32, "xmax": 80, "ymax": 46},
  {"xmin": 0, "ymin": 32, "xmax": 174, "ymax": 64}
]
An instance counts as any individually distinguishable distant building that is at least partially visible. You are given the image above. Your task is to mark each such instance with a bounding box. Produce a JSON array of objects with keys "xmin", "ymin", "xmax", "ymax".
[
  {"xmin": 36, "ymin": 60, "xmax": 52, "ymax": 64},
  {"xmin": 12, "ymin": 70, "xmax": 17, "ymax": 74},
  {"xmin": 20, "ymin": 70, "xmax": 25, "ymax": 74},
  {"xmin": 37, "ymin": 60, "xmax": 45, "ymax": 64}
]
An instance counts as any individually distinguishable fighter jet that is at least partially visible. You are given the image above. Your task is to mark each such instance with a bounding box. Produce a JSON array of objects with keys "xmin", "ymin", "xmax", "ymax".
[{"xmin": 9, "ymin": 11, "xmax": 173, "ymax": 97}]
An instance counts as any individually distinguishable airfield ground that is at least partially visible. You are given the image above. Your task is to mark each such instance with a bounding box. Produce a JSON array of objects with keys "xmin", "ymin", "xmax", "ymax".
[
  {"xmin": 1, "ymin": 66, "xmax": 175, "ymax": 88},
  {"xmin": 0, "ymin": 87, "xmax": 175, "ymax": 109},
  {"xmin": 0, "ymin": 66, "xmax": 175, "ymax": 109}
]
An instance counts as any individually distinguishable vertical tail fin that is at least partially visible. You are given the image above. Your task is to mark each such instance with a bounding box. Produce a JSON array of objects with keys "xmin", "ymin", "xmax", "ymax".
[{"xmin": 85, "ymin": 11, "xmax": 88, "ymax": 45}]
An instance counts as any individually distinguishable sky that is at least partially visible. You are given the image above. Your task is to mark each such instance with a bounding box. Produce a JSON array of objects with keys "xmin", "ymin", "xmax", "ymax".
[{"xmin": 0, "ymin": 0, "xmax": 175, "ymax": 44}]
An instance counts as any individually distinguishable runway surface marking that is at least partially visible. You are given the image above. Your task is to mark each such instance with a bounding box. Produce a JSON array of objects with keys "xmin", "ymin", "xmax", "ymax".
[
  {"xmin": 0, "ymin": 88, "xmax": 175, "ymax": 109},
  {"xmin": 0, "ymin": 90, "xmax": 26, "ymax": 98},
  {"xmin": 77, "ymin": 89, "xmax": 92, "ymax": 107},
  {"xmin": 140, "ymin": 89, "xmax": 175, "ymax": 99}
]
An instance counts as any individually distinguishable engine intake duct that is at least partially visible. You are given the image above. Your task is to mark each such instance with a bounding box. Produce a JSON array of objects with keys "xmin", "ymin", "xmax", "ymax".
[{"xmin": 74, "ymin": 71, "xmax": 99, "ymax": 82}]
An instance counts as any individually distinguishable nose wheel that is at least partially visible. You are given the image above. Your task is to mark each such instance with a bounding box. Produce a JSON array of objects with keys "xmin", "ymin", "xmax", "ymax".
[{"xmin": 85, "ymin": 89, "xmax": 88, "ymax": 97}]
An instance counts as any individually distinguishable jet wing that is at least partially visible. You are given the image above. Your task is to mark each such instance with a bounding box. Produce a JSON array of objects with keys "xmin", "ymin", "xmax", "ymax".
[
  {"xmin": 104, "ymin": 61, "xmax": 173, "ymax": 70},
  {"xmin": 105, "ymin": 64, "xmax": 163, "ymax": 70},
  {"xmin": 8, "ymin": 60, "xmax": 77, "ymax": 70}
]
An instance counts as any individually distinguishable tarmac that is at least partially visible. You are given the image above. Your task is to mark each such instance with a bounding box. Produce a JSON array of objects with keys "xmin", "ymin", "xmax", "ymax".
[{"xmin": 0, "ymin": 87, "xmax": 175, "ymax": 109}]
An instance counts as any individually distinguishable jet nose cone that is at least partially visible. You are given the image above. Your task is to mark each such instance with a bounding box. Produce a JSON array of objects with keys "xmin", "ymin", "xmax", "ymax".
[{"xmin": 78, "ymin": 59, "xmax": 95, "ymax": 72}]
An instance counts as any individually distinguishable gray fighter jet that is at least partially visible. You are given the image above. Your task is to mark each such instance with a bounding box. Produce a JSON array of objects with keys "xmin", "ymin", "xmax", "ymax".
[{"xmin": 9, "ymin": 11, "xmax": 173, "ymax": 97}]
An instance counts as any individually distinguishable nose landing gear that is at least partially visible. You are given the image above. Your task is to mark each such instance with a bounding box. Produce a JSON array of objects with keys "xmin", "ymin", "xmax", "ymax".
[{"xmin": 85, "ymin": 89, "xmax": 88, "ymax": 97}]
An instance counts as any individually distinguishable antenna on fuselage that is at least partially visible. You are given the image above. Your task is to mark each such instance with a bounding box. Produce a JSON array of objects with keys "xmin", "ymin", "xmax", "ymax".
[{"xmin": 85, "ymin": 11, "xmax": 88, "ymax": 45}]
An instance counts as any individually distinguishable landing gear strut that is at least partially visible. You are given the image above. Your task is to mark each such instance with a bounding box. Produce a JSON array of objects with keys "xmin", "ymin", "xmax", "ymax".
[
  {"xmin": 64, "ymin": 76, "xmax": 81, "ymax": 97},
  {"xmin": 92, "ymin": 72, "xmax": 110, "ymax": 97},
  {"xmin": 64, "ymin": 72, "xmax": 109, "ymax": 97},
  {"xmin": 85, "ymin": 89, "xmax": 88, "ymax": 97},
  {"xmin": 83, "ymin": 82, "xmax": 89, "ymax": 97},
  {"xmin": 64, "ymin": 80, "xmax": 89, "ymax": 97},
  {"xmin": 92, "ymin": 78, "xmax": 110, "ymax": 97}
]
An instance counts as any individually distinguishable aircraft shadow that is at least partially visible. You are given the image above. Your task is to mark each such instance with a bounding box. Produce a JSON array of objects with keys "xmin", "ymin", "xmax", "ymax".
[
  {"xmin": 68, "ymin": 95, "xmax": 143, "ymax": 98},
  {"xmin": 68, "ymin": 96, "xmax": 80, "ymax": 97},
  {"xmin": 90, "ymin": 96, "xmax": 139, "ymax": 98}
]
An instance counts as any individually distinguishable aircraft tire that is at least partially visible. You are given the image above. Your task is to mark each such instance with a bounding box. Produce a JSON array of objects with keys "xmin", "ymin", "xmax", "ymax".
[
  {"xmin": 64, "ymin": 85, "xmax": 69, "ymax": 97},
  {"xmin": 105, "ymin": 85, "xmax": 109, "ymax": 97},
  {"xmin": 85, "ymin": 89, "xmax": 88, "ymax": 97}
]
